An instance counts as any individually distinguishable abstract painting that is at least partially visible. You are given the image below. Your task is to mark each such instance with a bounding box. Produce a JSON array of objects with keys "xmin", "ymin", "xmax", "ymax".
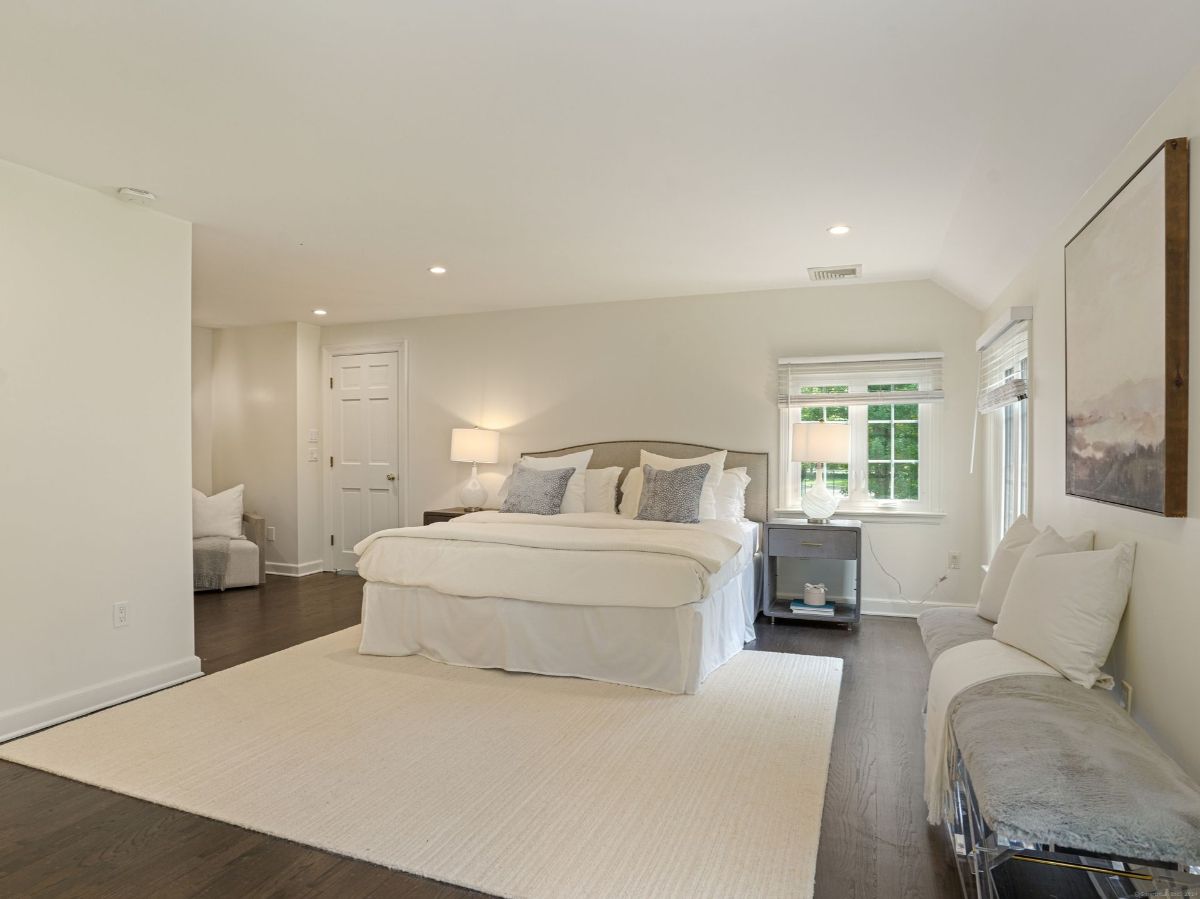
[{"xmin": 1065, "ymin": 138, "xmax": 1189, "ymax": 516}]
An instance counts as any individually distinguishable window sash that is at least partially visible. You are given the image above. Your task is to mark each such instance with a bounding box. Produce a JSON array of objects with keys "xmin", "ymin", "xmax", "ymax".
[{"xmin": 780, "ymin": 394, "xmax": 936, "ymax": 512}]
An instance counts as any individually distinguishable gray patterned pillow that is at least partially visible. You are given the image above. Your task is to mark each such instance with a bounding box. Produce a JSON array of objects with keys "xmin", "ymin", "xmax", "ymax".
[
  {"xmin": 635, "ymin": 463, "xmax": 711, "ymax": 524},
  {"xmin": 500, "ymin": 463, "xmax": 574, "ymax": 515}
]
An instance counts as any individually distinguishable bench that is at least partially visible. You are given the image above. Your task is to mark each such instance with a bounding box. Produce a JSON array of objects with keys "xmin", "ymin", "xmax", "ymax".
[{"xmin": 918, "ymin": 607, "xmax": 1200, "ymax": 898}]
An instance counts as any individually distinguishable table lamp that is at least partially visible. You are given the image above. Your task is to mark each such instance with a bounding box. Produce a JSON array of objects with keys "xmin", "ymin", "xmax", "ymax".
[
  {"xmin": 450, "ymin": 427, "xmax": 499, "ymax": 511},
  {"xmin": 792, "ymin": 422, "xmax": 850, "ymax": 523}
]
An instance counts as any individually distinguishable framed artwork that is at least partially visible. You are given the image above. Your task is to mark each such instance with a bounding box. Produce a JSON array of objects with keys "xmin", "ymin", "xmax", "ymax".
[{"xmin": 1065, "ymin": 137, "xmax": 1190, "ymax": 516}]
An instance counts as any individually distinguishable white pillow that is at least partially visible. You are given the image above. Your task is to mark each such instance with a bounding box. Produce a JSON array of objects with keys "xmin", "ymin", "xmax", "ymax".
[
  {"xmin": 993, "ymin": 527, "xmax": 1135, "ymax": 689},
  {"xmin": 976, "ymin": 516, "xmax": 1039, "ymax": 622},
  {"xmin": 585, "ymin": 467, "xmax": 621, "ymax": 514},
  {"xmin": 640, "ymin": 450, "xmax": 727, "ymax": 520},
  {"xmin": 511, "ymin": 450, "xmax": 592, "ymax": 514},
  {"xmin": 618, "ymin": 466, "xmax": 644, "ymax": 518},
  {"xmin": 192, "ymin": 485, "xmax": 244, "ymax": 539},
  {"xmin": 976, "ymin": 516, "xmax": 1095, "ymax": 622},
  {"xmin": 714, "ymin": 467, "xmax": 751, "ymax": 521}
]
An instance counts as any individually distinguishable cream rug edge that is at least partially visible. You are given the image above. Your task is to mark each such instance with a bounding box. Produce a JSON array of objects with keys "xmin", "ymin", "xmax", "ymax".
[{"xmin": 1, "ymin": 627, "xmax": 842, "ymax": 899}]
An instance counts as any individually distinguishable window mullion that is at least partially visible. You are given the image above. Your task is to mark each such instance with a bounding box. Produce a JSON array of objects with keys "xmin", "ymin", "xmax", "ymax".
[{"xmin": 848, "ymin": 403, "xmax": 868, "ymax": 504}]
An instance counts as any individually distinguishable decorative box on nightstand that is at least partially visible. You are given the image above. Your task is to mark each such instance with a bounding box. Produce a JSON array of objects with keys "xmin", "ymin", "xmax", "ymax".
[
  {"xmin": 762, "ymin": 519, "xmax": 863, "ymax": 628},
  {"xmin": 423, "ymin": 507, "xmax": 471, "ymax": 525}
]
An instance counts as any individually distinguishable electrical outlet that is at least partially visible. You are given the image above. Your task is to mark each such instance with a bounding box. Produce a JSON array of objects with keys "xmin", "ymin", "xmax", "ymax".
[
  {"xmin": 266, "ymin": 526, "xmax": 276, "ymax": 541},
  {"xmin": 1120, "ymin": 680, "xmax": 1134, "ymax": 715},
  {"xmin": 948, "ymin": 552, "xmax": 961, "ymax": 570},
  {"xmin": 113, "ymin": 602, "xmax": 129, "ymax": 629}
]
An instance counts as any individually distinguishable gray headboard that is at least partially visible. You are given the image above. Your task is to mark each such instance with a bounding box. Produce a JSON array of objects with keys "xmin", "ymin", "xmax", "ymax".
[{"xmin": 526, "ymin": 440, "xmax": 769, "ymax": 523}]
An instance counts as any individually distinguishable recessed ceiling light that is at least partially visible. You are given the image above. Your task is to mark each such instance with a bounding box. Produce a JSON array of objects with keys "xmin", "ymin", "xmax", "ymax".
[
  {"xmin": 313, "ymin": 309, "xmax": 328, "ymax": 316},
  {"xmin": 429, "ymin": 265, "xmax": 448, "ymax": 275},
  {"xmin": 827, "ymin": 224, "xmax": 851, "ymax": 236}
]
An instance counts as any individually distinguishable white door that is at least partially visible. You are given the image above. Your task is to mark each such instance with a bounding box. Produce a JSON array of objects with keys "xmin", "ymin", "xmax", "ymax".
[{"xmin": 329, "ymin": 351, "xmax": 403, "ymax": 571}]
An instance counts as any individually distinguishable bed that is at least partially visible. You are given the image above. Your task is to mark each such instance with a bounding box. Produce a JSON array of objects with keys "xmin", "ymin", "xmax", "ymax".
[{"xmin": 355, "ymin": 440, "xmax": 767, "ymax": 693}]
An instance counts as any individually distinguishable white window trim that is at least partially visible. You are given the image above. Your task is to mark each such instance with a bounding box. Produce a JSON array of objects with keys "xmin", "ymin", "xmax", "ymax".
[
  {"xmin": 976, "ymin": 310, "xmax": 1033, "ymax": 553},
  {"xmin": 778, "ymin": 372, "xmax": 943, "ymax": 516}
]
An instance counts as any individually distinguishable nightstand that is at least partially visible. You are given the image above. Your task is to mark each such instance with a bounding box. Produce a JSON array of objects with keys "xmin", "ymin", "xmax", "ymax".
[
  {"xmin": 423, "ymin": 507, "xmax": 471, "ymax": 525},
  {"xmin": 762, "ymin": 519, "xmax": 862, "ymax": 627}
]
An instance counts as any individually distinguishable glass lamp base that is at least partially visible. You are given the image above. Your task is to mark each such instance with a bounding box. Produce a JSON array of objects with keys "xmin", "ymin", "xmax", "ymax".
[{"xmin": 801, "ymin": 472, "xmax": 840, "ymax": 523}]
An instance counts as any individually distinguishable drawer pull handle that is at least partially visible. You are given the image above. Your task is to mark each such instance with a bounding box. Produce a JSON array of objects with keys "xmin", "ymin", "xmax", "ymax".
[{"xmin": 800, "ymin": 541, "xmax": 823, "ymax": 547}]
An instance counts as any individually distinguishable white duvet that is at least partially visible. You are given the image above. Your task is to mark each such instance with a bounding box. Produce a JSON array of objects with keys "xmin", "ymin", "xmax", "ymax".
[{"xmin": 354, "ymin": 511, "xmax": 748, "ymax": 609}]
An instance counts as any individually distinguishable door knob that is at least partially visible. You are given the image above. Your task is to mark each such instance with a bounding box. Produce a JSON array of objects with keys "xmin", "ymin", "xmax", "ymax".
[{"xmin": 386, "ymin": 473, "xmax": 396, "ymax": 481}]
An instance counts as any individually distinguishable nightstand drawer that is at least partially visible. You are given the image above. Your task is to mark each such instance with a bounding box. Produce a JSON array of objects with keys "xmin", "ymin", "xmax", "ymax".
[{"xmin": 768, "ymin": 528, "xmax": 858, "ymax": 560}]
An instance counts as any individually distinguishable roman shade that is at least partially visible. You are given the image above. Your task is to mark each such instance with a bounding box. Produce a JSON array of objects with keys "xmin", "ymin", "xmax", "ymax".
[
  {"xmin": 977, "ymin": 320, "xmax": 1030, "ymax": 414},
  {"xmin": 776, "ymin": 353, "xmax": 945, "ymax": 407}
]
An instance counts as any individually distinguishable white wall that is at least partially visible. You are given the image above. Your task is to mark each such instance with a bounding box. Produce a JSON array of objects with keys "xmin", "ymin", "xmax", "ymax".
[
  {"xmin": 320, "ymin": 280, "xmax": 984, "ymax": 610},
  {"xmin": 0, "ymin": 159, "xmax": 199, "ymax": 740},
  {"xmin": 211, "ymin": 323, "xmax": 299, "ymax": 569},
  {"xmin": 295, "ymin": 322, "xmax": 324, "ymax": 570},
  {"xmin": 981, "ymin": 64, "xmax": 1200, "ymax": 778},
  {"xmin": 208, "ymin": 321, "xmax": 325, "ymax": 575},
  {"xmin": 192, "ymin": 326, "xmax": 214, "ymax": 493}
]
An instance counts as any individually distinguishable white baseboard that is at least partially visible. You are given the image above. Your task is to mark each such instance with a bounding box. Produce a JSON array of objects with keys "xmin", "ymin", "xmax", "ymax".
[
  {"xmin": 861, "ymin": 597, "xmax": 972, "ymax": 619},
  {"xmin": 0, "ymin": 655, "xmax": 203, "ymax": 744},
  {"xmin": 265, "ymin": 559, "xmax": 325, "ymax": 577}
]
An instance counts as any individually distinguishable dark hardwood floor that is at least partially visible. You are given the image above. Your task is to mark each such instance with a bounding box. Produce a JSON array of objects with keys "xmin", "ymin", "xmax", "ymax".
[{"xmin": 0, "ymin": 574, "xmax": 959, "ymax": 898}]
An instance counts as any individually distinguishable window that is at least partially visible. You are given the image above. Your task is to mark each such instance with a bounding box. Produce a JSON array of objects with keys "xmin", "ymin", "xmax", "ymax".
[
  {"xmin": 778, "ymin": 354, "xmax": 944, "ymax": 513},
  {"xmin": 867, "ymin": 384, "xmax": 921, "ymax": 501},
  {"xmin": 978, "ymin": 317, "xmax": 1031, "ymax": 547}
]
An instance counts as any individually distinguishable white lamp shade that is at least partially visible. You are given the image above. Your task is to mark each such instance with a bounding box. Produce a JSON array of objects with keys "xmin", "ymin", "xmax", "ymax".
[
  {"xmin": 450, "ymin": 428, "xmax": 499, "ymax": 464},
  {"xmin": 791, "ymin": 422, "xmax": 850, "ymax": 463}
]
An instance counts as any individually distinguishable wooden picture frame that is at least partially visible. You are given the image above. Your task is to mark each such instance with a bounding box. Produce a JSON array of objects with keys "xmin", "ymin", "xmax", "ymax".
[{"xmin": 1064, "ymin": 137, "xmax": 1189, "ymax": 516}]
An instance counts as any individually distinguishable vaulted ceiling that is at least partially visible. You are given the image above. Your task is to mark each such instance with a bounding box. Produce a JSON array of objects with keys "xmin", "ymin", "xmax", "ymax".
[{"xmin": 2, "ymin": 2, "xmax": 1198, "ymax": 325}]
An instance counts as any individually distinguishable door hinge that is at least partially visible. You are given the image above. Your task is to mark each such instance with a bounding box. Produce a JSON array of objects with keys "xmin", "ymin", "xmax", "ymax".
[
  {"xmin": 329, "ymin": 456, "xmax": 334, "ymax": 468},
  {"xmin": 329, "ymin": 377, "xmax": 333, "ymax": 389},
  {"xmin": 330, "ymin": 534, "xmax": 335, "ymax": 546}
]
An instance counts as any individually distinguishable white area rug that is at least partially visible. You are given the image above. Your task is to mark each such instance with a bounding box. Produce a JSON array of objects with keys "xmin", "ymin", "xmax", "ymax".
[{"xmin": 1, "ymin": 627, "xmax": 842, "ymax": 899}]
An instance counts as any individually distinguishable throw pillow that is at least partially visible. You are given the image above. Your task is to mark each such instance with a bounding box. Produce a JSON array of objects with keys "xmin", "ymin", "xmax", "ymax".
[
  {"xmin": 636, "ymin": 463, "xmax": 710, "ymax": 524},
  {"xmin": 507, "ymin": 450, "xmax": 593, "ymax": 514},
  {"xmin": 584, "ymin": 466, "xmax": 622, "ymax": 513},
  {"xmin": 641, "ymin": 450, "xmax": 727, "ymax": 519},
  {"xmin": 976, "ymin": 515, "xmax": 1040, "ymax": 622},
  {"xmin": 714, "ymin": 467, "xmax": 751, "ymax": 521},
  {"xmin": 977, "ymin": 517, "xmax": 1096, "ymax": 622},
  {"xmin": 192, "ymin": 485, "xmax": 244, "ymax": 539},
  {"xmin": 500, "ymin": 464, "xmax": 574, "ymax": 515},
  {"xmin": 992, "ymin": 528, "xmax": 1136, "ymax": 689}
]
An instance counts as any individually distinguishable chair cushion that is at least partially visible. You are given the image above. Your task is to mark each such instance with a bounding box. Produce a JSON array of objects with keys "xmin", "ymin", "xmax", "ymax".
[
  {"xmin": 224, "ymin": 537, "xmax": 260, "ymax": 588},
  {"xmin": 950, "ymin": 674, "xmax": 1200, "ymax": 864},
  {"xmin": 917, "ymin": 606, "xmax": 995, "ymax": 662}
]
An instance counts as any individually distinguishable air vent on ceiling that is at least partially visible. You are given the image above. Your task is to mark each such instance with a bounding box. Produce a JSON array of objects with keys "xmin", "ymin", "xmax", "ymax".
[{"xmin": 808, "ymin": 264, "xmax": 862, "ymax": 282}]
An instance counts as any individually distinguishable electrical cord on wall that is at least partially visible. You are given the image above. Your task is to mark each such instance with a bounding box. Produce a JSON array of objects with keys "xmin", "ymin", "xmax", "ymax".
[{"xmin": 864, "ymin": 528, "xmax": 948, "ymax": 606}]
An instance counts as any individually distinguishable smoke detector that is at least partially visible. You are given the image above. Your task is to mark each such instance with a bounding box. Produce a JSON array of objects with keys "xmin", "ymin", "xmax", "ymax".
[
  {"xmin": 116, "ymin": 187, "xmax": 156, "ymax": 204},
  {"xmin": 808, "ymin": 264, "xmax": 862, "ymax": 282}
]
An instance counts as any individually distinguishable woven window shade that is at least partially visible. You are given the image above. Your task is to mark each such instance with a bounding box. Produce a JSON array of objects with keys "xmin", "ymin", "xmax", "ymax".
[
  {"xmin": 978, "ymin": 322, "xmax": 1029, "ymax": 414},
  {"xmin": 777, "ymin": 353, "xmax": 944, "ymax": 407}
]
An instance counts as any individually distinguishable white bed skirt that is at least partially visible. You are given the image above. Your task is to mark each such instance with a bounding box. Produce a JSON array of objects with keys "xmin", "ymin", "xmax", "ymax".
[{"xmin": 359, "ymin": 557, "xmax": 760, "ymax": 694}]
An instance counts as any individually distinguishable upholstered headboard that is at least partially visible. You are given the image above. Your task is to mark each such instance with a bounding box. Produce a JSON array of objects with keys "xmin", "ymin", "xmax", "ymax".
[{"xmin": 525, "ymin": 440, "xmax": 769, "ymax": 523}]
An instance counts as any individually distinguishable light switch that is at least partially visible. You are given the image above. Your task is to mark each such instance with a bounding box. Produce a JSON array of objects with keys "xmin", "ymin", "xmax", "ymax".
[
  {"xmin": 307, "ymin": 447, "xmax": 320, "ymax": 462},
  {"xmin": 308, "ymin": 429, "xmax": 320, "ymax": 443}
]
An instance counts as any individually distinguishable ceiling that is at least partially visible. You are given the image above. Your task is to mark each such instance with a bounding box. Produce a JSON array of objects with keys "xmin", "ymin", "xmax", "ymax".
[{"xmin": 2, "ymin": 2, "xmax": 1199, "ymax": 326}]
